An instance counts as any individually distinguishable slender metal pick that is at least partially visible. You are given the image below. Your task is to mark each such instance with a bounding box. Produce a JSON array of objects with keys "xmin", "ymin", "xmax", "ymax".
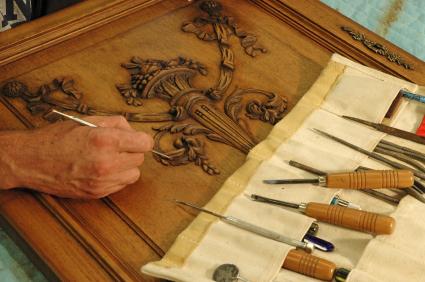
[
  {"xmin": 51, "ymin": 109, "xmax": 172, "ymax": 159},
  {"xmin": 175, "ymin": 200, "xmax": 225, "ymax": 218}
]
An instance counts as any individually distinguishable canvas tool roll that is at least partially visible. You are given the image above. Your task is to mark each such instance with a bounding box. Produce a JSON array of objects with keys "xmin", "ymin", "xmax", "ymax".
[{"xmin": 142, "ymin": 54, "xmax": 425, "ymax": 282}]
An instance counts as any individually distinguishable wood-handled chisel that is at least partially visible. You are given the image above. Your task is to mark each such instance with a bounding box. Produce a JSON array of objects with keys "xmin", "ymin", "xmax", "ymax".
[
  {"xmin": 263, "ymin": 169, "xmax": 413, "ymax": 189},
  {"xmin": 250, "ymin": 194, "xmax": 395, "ymax": 234}
]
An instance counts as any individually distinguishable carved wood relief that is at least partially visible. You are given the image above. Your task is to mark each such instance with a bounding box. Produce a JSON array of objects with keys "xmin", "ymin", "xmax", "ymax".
[
  {"xmin": 0, "ymin": 0, "xmax": 288, "ymax": 175},
  {"xmin": 341, "ymin": 26, "xmax": 413, "ymax": 70}
]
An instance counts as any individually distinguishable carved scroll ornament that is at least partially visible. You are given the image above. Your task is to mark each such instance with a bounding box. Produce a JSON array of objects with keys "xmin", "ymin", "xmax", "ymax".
[
  {"xmin": 341, "ymin": 26, "xmax": 413, "ymax": 70},
  {"xmin": 1, "ymin": 1, "xmax": 288, "ymax": 175}
]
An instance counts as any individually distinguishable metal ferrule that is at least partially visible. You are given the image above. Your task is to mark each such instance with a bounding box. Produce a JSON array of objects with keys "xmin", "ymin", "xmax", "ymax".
[
  {"xmin": 298, "ymin": 202, "xmax": 307, "ymax": 212},
  {"xmin": 318, "ymin": 176, "xmax": 327, "ymax": 186}
]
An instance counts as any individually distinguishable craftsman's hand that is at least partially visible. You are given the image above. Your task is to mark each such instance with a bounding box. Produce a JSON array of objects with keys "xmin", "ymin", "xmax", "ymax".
[{"xmin": 0, "ymin": 116, "xmax": 153, "ymax": 199}]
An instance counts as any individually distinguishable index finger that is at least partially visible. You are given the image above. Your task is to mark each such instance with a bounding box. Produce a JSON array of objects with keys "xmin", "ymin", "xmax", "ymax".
[{"xmin": 117, "ymin": 131, "xmax": 154, "ymax": 153}]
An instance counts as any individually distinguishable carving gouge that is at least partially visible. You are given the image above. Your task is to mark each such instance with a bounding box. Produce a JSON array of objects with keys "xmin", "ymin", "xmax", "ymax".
[
  {"xmin": 263, "ymin": 169, "xmax": 413, "ymax": 189},
  {"xmin": 175, "ymin": 200, "xmax": 314, "ymax": 253},
  {"xmin": 250, "ymin": 194, "xmax": 395, "ymax": 234},
  {"xmin": 342, "ymin": 115, "xmax": 425, "ymax": 145}
]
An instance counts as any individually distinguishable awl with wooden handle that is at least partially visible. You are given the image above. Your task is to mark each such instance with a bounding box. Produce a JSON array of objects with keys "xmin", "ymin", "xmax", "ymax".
[
  {"xmin": 175, "ymin": 200, "xmax": 314, "ymax": 252},
  {"xmin": 263, "ymin": 169, "xmax": 413, "ymax": 189},
  {"xmin": 250, "ymin": 194, "xmax": 395, "ymax": 234}
]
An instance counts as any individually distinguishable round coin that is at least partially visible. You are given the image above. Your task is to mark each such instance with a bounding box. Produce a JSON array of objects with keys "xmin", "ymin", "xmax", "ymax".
[{"xmin": 213, "ymin": 264, "xmax": 240, "ymax": 282}]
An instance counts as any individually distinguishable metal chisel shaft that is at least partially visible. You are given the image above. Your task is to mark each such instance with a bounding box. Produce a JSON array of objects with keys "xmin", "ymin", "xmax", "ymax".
[
  {"xmin": 175, "ymin": 200, "xmax": 314, "ymax": 253},
  {"xmin": 312, "ymin": 128, "xmax": 425, "ymax": 181},
  {"xmin": 342, "ymin": 115, "xmax": 425, "ymax": 145}
]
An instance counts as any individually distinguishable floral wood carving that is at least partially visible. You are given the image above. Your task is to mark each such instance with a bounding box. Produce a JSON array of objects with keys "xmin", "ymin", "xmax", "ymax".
[
  {"xmin": 115, "ymin": 0, "xmax": 287, "ymax": 174},
  {"xmin": 341, "ymin": 26, "xmax": 413, "ymax": 70},
  {"xmin": 1, "ymin": 1, "xmax": 288, "ymax": 175}
]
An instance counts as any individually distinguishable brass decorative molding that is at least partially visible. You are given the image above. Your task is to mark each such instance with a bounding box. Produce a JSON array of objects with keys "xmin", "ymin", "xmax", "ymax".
[
  {"xmin": 341, "ymin": 26, "xmax": 413, "ymax": 70},
  {"xmin": 1, "ymin": 0, "xmax": 288, "ymax": 175}
]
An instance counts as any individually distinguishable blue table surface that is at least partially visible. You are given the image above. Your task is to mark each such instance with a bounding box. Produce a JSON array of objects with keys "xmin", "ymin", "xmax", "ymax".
[{"xmin": 1, "ymin": 1, "xmax": 424, "ymax": 281}]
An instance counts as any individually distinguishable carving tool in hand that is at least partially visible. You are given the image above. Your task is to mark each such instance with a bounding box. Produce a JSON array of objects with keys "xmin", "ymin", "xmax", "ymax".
[
  {"xmin": 175, "ymin": 200, "xmax": 314, "ymax": 253},
  {"xmin": 249, "ymin": 194, "xmax": 395, "ymax": 234},
  {"xmin": 312, "ymin": 128, "xmax": 425, "ymax": 181},
  {"xmin": 263, "ymin": 169, "xmax": 414, "ymax": 189},
  {"xmin": 342, "ymin": 115, "xmax": 425, "ymax": 145},
  {"xmin": 51, "ymin": 109, "xmax": 171, "ymax": 159}
]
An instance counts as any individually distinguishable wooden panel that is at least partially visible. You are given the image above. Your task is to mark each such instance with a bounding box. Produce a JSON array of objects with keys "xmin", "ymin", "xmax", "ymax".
[{"xmin": 0, "ymin": 0, "xmax": 423, "ymax": 281}]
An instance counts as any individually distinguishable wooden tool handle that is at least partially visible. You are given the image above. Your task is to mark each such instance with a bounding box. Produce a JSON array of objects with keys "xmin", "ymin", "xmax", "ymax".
[
  {"xmin": 305, "ymin": 203, "xmax": 395, "ymax": 234},
  {"xmin": 326, "ymin": 170, "xmax": 413, "ymax": 189},
  {"xmin": 282, "ymin": 249, "xmax": 335, "ymax": 281}
]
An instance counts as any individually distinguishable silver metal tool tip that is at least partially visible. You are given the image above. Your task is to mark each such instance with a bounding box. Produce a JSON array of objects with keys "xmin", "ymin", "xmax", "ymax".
[
  {"xmin": 263, "ymin": 180, "xmax": 280, "ymax": 184},
  {"xmin": 152, "ymin": 150, "xmax": 172, "ymax": 160},
  {"xmin": 175, "ymin": 200, "xmax": 223, "ymax": 218}
]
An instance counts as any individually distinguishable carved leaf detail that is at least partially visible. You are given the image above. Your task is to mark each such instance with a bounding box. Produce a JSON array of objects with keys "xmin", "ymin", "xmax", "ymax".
[
  {"xmin": 152, "ymin": 123, "xmax": 219, "ymax": 174},
  {"xmin": 59, "ymin": 78, "xmax": 82, "ymax": 99},
  {"xmin": 341, "ymin": 26, "xmax": 413, "ymax": 70},
  {"xmin": 225, "ymin": 88, "xmax": 288, "ymax": 125},
  {"xmin": 205, "ymin": 133, "xmax": 227, "ymax": 143}
]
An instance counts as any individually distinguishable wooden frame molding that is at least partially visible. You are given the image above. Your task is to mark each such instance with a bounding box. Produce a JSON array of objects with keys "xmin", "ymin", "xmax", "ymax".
[
  {"xmin": 0, "ymin": 0, "xmax": 190, "ymax": 67},
  {"xmin": 0, "ymin": 0, "xmax": 423, "ymax": 281},
  {"xmin": 249, "ymin": 0, "xmax": 424, "ymax": 84}
]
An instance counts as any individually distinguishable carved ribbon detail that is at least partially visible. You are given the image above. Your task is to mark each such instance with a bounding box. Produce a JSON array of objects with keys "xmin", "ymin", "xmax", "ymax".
[
  {"xmin": 341, "ymin": 26, "xmax": 413, "ymax": 70},
  {"xmin": 1, "ymin": 1, "xmax": 288, "ymax": 175}
]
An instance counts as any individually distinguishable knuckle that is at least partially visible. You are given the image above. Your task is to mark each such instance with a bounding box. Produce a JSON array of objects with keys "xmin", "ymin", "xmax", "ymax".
[
  {"xmin": 106, "ymin": 116, "xmax": 130, "ymax": 129},
  {"xmin": 88, "ymin": 130, "xmax": 108, "ymax": 148},
  {"xmin": 92, "ymin": 161, "xmax": 112, "ymax": 177},
  {"xmin": 115, "ymin": 116, "xmax": 128, "ymax": 126}
]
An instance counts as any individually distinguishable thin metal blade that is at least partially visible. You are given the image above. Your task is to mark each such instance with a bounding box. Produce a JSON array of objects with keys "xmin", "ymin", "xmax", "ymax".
[
  {"xmin": 263, "ymin": 178, "xmax": 318, "ymax": 184},
  {"xmin": 342, "ymin": 115, "xmax": 425, "ymax": 145},
  {"xmin": 175, "ymin": 200, "xmax": 225, "ymax": 219},
  {"xmin": 342, "ymin": 115, "xmax": 375, "ymax": 127},
  {"xmin": 312, "ymin": 128, "xmax": 425, "ymax": 181},
  {"xmin": 250, "ymin": 194, "xmax": 300, "ymax": 209}
]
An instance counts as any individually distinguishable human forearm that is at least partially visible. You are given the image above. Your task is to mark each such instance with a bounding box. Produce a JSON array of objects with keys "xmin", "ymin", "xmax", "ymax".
[
  {"xmin": 0, "ymin": 130, "xmax": 29, "ymax": 190},
  {"xmin": 0, "ymin": 116, "xmax": 153, "ymax": 198}
]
